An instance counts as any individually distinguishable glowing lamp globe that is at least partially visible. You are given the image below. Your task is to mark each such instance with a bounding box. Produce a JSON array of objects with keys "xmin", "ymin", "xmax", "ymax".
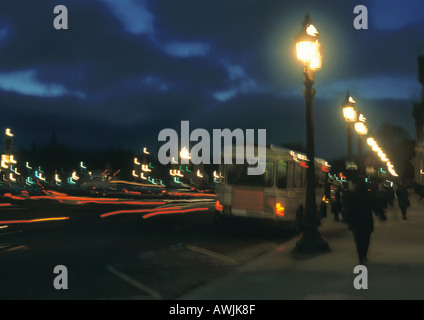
[{"xmin": 296, "ymin": 15, "xmax": 322, "ymax": 70}]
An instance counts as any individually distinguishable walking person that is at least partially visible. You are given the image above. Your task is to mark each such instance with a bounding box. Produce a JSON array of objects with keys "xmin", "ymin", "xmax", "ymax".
[
  {"xmin": 384, "ymin": 184, "xmax": 395, "ymax": 208},
  {"xmin": 375, "ymin": 182, "xmax": 388, "ymax": 221},
  {"xmin": 331, "ymin": 184, "xmax": 342, "ymax": 222},
  {"xmin": 396, "ymin": 180, "xmax": 410, "ymax": 220},
  {"xmin": 344, "ymin": 177, "xmax": 378, "ymax": 265}
]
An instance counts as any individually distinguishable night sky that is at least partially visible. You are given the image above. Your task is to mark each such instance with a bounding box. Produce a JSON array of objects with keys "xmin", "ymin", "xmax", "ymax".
[{"xmin": 0, "ymin": 0, "xmax": 423, "ymax": 161}]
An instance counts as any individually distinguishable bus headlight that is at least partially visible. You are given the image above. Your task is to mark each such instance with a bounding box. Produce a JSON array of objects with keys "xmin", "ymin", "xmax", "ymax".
[
  {"xmin": 215, "ymin": 200, "xmax": 224, "ymax": 212},
  {"xmin": 275, "ymin": 203, "xmax": 285, "ymax": 216}
]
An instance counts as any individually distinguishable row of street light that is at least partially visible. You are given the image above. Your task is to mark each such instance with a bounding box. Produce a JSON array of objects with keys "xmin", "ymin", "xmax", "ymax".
[
  {"xmin": 366, "ymin": 137, "xmax": 398, "ymax": 177},
  {"xmin": 341, "ymin": 92, "xmax": 398, "ymax": 177},
  {"xmin": 293, "ymin": 14, "xmax": 398, "ymax": 254}
]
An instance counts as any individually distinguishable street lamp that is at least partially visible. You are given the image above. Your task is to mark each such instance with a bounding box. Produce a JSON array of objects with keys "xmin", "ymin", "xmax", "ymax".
[
  {"xmin": 342, "ymin": 92, "xmax": 358, "ymax": 170},
  {"xmin": 2, "ymin": 128, "xmax": 15, "ymax": 183},
  {"xmin": 293, "ymin": 14, "xmax": 330, "ymax": 255},
  {"xmin": 354, "ymin": 114, "xmax": 368, "ymax": 175}
]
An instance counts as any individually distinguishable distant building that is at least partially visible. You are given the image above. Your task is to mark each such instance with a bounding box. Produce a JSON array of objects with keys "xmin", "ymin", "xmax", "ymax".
[{"xmin": 412, "ymin": 56, "xmax": 424, "ymax": 184}]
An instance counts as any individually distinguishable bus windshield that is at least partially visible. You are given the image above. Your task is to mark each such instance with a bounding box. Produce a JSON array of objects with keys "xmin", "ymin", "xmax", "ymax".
[{"xmin": 226, "ymin": 160, "xmax": 274, "ymax": 187}]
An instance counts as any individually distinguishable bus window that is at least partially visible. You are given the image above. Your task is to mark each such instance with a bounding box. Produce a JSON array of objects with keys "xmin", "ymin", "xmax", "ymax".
[
  {"xmin": 294, "ymin": 163, "xmax": 302, "ymax": 188},
  {"xmin": 227, "ymin": 160, "xmax": 274, "ymax": 187},
  {"xmin": 287, "ymin": 162, "xmax": 295, "ymax": 188},
  {"xmin": 319, "ymin": 171, "xmax": 326, "ymax": 189},
  {"xmin": 277, "ymin": 160, "xmax": 288, "ymax": 188},
  {"xmin": 301, "ymin": 167, "xmax": 307, "ymax": 187}
]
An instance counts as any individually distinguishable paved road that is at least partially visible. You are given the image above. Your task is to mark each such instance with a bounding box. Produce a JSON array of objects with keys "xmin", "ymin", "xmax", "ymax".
[{"xmin": 0, "ymin": 195, "xmax": 296, "ymax": 299}]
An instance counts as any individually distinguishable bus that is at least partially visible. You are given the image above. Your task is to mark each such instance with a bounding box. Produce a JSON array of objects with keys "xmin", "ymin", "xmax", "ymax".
[{"xmin": 213, "ymin": 145, "xmax": 330, "ymax": 230}]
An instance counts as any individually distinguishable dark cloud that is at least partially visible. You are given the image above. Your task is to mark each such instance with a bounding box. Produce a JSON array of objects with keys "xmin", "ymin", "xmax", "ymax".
[{"xmin": 0, "ymin": 0, "xmax": 422, "ymax": 161}]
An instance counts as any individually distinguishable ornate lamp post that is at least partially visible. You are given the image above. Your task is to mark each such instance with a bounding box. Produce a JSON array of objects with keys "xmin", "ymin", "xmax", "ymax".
[
  {"xmin": 342, "ymin": 92, "xmax": 358, "ymax": 170},
  {"xmin": 293, "ymin": 14, "xmax": 330, "ymax": 254},
  {"xmin": 354, "ymin": 114, "xmax": 368, "ymax": 175}
]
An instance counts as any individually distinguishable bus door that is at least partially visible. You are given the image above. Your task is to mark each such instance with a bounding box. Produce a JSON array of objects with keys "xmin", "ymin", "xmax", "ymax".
[{"xmin": 275, "ymin": 159, "xmax": 304, "ymax": 220}]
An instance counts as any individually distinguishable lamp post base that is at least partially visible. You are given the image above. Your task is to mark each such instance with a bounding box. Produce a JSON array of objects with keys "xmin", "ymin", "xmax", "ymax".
[{"xmin": 293, "ymin": 228, "xmax": 330, "ymax": 256}]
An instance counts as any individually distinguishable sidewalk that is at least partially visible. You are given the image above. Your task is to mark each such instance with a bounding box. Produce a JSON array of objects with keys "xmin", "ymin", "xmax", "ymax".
[{"xmin": 180, "ymin": 196, "xmax": 424, "ymax": 300}]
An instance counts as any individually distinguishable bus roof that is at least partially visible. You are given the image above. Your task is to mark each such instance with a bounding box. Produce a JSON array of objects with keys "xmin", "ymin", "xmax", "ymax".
[{"xmin": 224, "ymin": 144, "xmax": 330, "ymax": 166}]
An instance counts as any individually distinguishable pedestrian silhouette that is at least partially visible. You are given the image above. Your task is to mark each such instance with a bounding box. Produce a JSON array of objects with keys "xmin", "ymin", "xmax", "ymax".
[
  {"xmin": 331, "ymin": 184, "xmax": 342, "ymax": 222},
  {"xmin": 344, "ymin": 176, "xmax": 378, "ymax": 265},
  {"xmin": 375, "ymin": 182, "xmax": 388, "ymax": 221},
  {"xmin": 384, "ymin": 183, "xmax": 395, "ymax": 208},
  {"xmin": 396, "ymin": 180, "xmax": 410, "ymax": 220},
  {"xmin": 340, "ymin": 181, "xmax": 350, "ymax": 223}
]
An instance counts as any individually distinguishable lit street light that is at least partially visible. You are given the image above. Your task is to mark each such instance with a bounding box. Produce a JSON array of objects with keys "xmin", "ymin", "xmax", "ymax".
[
  {"xmin": 2, "ymin": 128, "xmax": 16, "ymax": 183},
  {"xmin": 366, "ymin": 136, "xmax": 398, "ymax": 177},
  {"xmin": 5, "ymin": 128, "xmax": 13, "ymax": 137},
  {"xmin": 342, "ymin": 92, "xmax": 358, "ymax": 170},
  {"xmin": 293, "ymin": 14, "xmax": 330, "ymax": 255},
  {"xmin": 354, "ymin": 113, "xmax": 368, "ymax": 175}
]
